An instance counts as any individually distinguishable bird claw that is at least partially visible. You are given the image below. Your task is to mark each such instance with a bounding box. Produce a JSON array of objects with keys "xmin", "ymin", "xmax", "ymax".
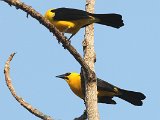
[{"xmin": 68, "ymin": 39, "xmax": 71, "ymax": 44}]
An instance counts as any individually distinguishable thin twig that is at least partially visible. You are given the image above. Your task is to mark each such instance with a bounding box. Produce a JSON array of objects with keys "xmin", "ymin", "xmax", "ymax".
[{"xmin": 4, "ymin": 53, "xmax": 53, "ymax": 120}]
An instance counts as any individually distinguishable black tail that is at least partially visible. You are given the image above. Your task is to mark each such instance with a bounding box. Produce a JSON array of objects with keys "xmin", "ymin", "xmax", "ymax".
[
  {"xmin": 92, "ymin": 13, "xmax": 124, "ymax": 28},
  {"xmin": 117, "ymin": 89, "xmax": 146, "ymax": 106}
]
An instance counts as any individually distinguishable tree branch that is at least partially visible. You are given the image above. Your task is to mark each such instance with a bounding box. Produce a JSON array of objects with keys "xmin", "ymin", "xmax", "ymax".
[
  {"xmin": 2, "ymin": 0, "xmax": 97, "ymax": 119},
  {"xmin": 4, "ymin": 53, "xmax": 53, "ymax": 120},
  {"xmin": 82, "ymin": 0, "xmax": 100, "ymax": 119},
  {"xmin": 74, "ymin": 110, "xmax": 87, "ymax": 120},
  {"xmin": 1, "ymin": 0, "xmax": 91, "ymax": 73}
]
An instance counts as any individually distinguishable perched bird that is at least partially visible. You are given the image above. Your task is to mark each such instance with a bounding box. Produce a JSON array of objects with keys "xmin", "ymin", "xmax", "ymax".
[
  {"xmin": 56, "ymin": 72, "xmax": 146, "ymax": 106},
  {"xmin": 44, "ymin": 8, "xmax": 124, "ymax": 40}
]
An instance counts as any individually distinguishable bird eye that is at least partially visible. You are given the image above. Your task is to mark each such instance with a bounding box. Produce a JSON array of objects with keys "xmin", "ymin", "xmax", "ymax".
[
  {"xmin": 65, "ymin": 73, "xmax": 71, "ymax": 76},
  {"xmin": 51, "ymin": 9, "xmax": 55, "ymax": 12}
]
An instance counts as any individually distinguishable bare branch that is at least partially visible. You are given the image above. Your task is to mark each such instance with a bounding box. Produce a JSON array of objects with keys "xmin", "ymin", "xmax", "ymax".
[
  {"xmin": 74, "ymin": 110, "xmax": 87, "ymax": 120},
  {"xmin": 1, "ymin": 0, "xmax": 97, "ymax": 119},
  {"xmin": 1, "ymin": 0, "xmax": 91, "ymax": 73},
  {"xmin": 82, "ymin": 0, "xmax": 100, "ymax": 119},
  {"xmin": 4, "ymin": 53, "xmax": 53, "ymax": 120}
]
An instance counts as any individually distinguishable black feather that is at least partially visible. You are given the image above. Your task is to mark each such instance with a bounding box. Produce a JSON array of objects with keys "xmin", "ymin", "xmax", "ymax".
[
  {"xmin": 97, "ymin": 78, "xmax": 146, "ymax": 106},
  {"xmin": 92, "ymin": 13, "xmax": 124, "ymax": 28},
  {"xmin": 51, "ymin": 8, "xmax": 89, "ymax": 21},
  {"xmin": 51, "ymin": 8, "xmax": 124, "ymax": 29},
  {"xmin": 98, "ymin": 96, "xmax": 116, "ymax": 104},
  {"xmin": 117, "ymin": 89, "xmax": 146, "ymax": 106},
  {"xmin": 97, "ymin": 78, "xmax": 117, "ymax": 92}
]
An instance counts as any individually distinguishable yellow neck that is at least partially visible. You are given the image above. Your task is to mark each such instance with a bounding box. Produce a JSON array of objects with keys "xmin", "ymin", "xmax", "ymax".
[{"xmin": 66, "ymin": 74, "xmax": 84, "ymax": 99}]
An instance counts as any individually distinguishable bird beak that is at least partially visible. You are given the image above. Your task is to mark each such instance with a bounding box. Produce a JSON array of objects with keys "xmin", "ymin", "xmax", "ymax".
[{"xmin": 56, "ymin": 74, "xmax": 67, "ymax": 79}]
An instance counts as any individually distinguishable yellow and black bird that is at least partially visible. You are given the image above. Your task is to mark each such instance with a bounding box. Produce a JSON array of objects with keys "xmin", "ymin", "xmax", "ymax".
[
  {"xmin": 56, "ymin": 72, "xmax": 146, "ymax": 106},
  {"xmin": 45, "ymin": 8, "xmax": 124, "ymax": 40}
]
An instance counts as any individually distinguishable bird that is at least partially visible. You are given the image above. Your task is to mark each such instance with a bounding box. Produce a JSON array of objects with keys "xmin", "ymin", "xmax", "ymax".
[
  {"xmin": 56, "ymin": 72, "xmax": 146, "ymax": 106},
  {"xmin": 44, "ymin": 7, "xmax": 124, "ymax": 40}
]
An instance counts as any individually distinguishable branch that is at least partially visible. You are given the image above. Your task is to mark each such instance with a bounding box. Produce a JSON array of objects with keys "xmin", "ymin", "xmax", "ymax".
[
  {"xmin": 74, "ymin": 110, "xmax": 87, "ymax": 120},
  {"xmin": 4, "ymin": 53, "xmax": 53, "ymax": 120},
  {"xmin": 82, "ymin": 0, "xmax": 100, "ymax": 119},
  {"xmin": 2, "ymin": 0, "xmax": 96, "ymax": 119},
  {"xmin": 1, "ymin": 0, "xmax": 91, "ymax": 73}
]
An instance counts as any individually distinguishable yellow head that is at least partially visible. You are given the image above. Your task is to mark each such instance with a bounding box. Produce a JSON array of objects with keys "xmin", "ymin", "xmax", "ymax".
[
  {"xmin": 44, "ymin": 8, "xmax": 55, "ymax": 21},
  {"xmin": 56, "ymin": 72, "xmax": 83, "ymax": 98},
  {"xmin": 56, "ymin": 72, "xmax": 80, "ymax": 82}
]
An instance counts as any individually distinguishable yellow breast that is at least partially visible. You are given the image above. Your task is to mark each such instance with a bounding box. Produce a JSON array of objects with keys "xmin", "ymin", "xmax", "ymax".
[
  {"xmin": 50, "ymin": 16, "xmax": 98, "ymax": 34},
  {"xmin": 51, "ymin": 20, "xmax": 78, "ymax": 34},
  {"xmin": 66, "ymin": 77, "xmax": 84, "ymax": 99}
]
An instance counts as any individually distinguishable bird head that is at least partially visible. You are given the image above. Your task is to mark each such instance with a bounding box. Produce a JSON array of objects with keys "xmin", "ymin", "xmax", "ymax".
[
  {"xmin": 56, "ymin": 72, "xmax": 80, "ymax": 82},
  {"xmin": 44, "ymin": 8, "xmax": 55, "ymax": 21}
]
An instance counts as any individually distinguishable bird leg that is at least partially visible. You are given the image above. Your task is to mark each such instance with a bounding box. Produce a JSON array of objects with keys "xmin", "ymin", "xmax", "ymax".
[
  {"xmin": 62, "ymin": 27, "xmax": 75, "ymax": 42},
  {"xmin": 68, "ymin": 34, "xmax": 75, "ymax": 42}
]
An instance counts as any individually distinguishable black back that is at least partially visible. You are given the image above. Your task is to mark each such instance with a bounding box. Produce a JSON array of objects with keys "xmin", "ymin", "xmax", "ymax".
[
  {"xmin": 51, "ymin": 8, "xmax": 90, "ymax": 21},
  {"xmin": 97, "ymin": 78, "xmax": 117, "ymax": 93}
]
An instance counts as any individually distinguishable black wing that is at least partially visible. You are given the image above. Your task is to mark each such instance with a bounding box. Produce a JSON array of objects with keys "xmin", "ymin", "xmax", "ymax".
[
  {"xmin": 97, "ymin": 78, "xmax": 118, "ymax": 93},
  {"xmin": 51, "ymin": 8, "xmax": 90, "ymax": 21}
]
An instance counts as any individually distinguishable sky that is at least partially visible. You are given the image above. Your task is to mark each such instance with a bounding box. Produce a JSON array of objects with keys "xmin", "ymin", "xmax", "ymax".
[{"xmin": 0, "ymin": 0, "xmax": 160, "ymax": 120}]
